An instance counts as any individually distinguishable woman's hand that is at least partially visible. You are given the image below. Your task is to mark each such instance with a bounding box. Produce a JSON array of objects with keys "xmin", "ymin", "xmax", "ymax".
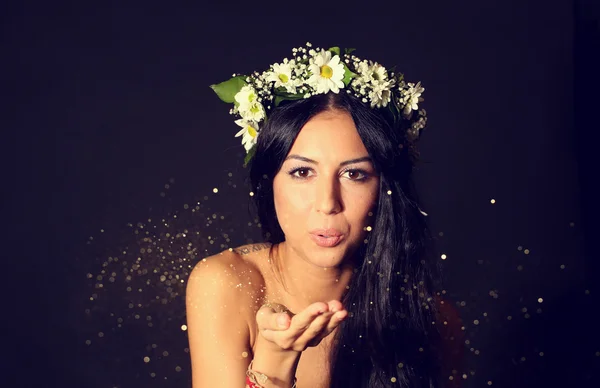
[{"xmin": 255, "ymin": 300, "xmax": 348, "ymax": 353}]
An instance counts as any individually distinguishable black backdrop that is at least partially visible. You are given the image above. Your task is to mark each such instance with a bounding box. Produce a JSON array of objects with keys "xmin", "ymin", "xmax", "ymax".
[{"xmin": 3, "ymin": 0, "xmax": 599, "ymax": 387}]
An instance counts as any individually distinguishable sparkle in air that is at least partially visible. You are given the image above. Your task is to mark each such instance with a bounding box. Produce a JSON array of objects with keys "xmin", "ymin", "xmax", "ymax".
[{"xmin": 79, "ymin": 172, "xmax": 590, "ymax": 386}]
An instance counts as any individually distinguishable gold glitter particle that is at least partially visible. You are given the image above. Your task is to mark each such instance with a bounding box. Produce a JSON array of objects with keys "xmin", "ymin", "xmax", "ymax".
[
  {"xmin": 181, "ymin": 325, "xmax": 187, "ymax": 331},
  {"xmin": 391, "ymin": 377, "xmax": 397, "ymax": 383},
  {"xmin": 85, "ymin": 340, "xmax": 91, "ymax": 345},
  {"xmin": 449, "ymin": 376, "xmax": 454, "ymax": 380},
  {"xmin": 242, "ymin": 351, "xmax": 248, "ymax": 358},
  {"xmin": 150, "ymin": 372, "xmax": 156, "ymax": 378},
  {"xmin": 560, "ymin": 264, "xmax": 565, "ymax": 269},
  {"xmin": 487, "ymin": 381, "xmax": 493, "ymax": 386},
  {"xmin": 213, "ymin": 188, "xmax": 219, "ymax": 193},
  {"xmin": 98, "ymin": 332, "xmax": 104, "ymax": 338},
  {"xmin": 249, "ymin": 191, "xmax": 254, "ymax": 196},
  {"xmin": 524, "ymin": 249, "xmax": 530, "ymax": 254},
  {"xmin": 538, "ymin": 298, "xmax": 543, "ymax": 303},
  {"xmin": 162, "ymin": 351, "xmax": 169, "ymax": 357},
  {"xmin": 144, "ymin": 357, "xmax": 150, "ymax": 363},
  {"xmin": 520, "ymin": 356, "xmax": 526, "ymax": 362},
  {"xmin": 441, "ymin": 254, "xmax": 447, "ymax": 260},
  {"xmin": 175, "ymin": 366, "xmax": 182, "ymax": 372},
  {"xmin": 473, "ymin": 319, "xmax": 479, "ymax": 325},
  {"xmin": 387, "ymin": 190, "xmax": 392, "ymax": 195},
  {"xmin": 366, "ymin": 226, "xmax": 372, "ymax": 231},
  {"xmin": 490, "ymin": 199, "xmax": 496, "ymax": 204},
  {"xmin": 398, "ymin": 362, "xmax": 404, "ymax": 368},
  {"xmin": 462, "ymin": 374, "xmax": 467, "ymax": 379}
]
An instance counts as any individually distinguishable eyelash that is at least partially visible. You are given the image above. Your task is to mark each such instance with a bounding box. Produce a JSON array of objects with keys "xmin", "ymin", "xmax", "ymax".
[{"xmin": 287, "ymin": 166, "xmax": 370, "ymax": 182}]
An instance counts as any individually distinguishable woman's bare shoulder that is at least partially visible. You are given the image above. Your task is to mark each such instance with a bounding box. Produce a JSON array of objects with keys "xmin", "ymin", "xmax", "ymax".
[
  {"xmin": 187, "ymin": 243, "xmax": 273, "ymax": 306},
  {"xmin": 185, "ymin": 244, "xmax": 272, "ymax": 386}
]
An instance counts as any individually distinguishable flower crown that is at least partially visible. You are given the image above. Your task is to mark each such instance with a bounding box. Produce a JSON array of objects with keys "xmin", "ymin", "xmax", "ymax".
[{"xmin": 210, "ymin": 43, "xmax": 427, "ymax": 166}]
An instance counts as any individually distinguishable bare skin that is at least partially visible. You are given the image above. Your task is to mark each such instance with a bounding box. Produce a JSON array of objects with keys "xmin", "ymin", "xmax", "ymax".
[{"xmin": 186, "ymin": 109, "xmax": 380, "ymax": 387}]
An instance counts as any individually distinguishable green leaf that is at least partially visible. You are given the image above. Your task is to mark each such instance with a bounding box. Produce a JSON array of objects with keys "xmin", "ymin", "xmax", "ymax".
[
  {"xmin": 328, "ymin": 46, "xmax": 341, "ymax": 56},
  {"xmin": 243, "ymin": 144, "xmax": 257, "ymax": 168},
  {"xmin": 273, "ymin": 91, "xmax": 304, "ymax": 107},
  {"xmin": 209, "ymin": 76, "xmax": 247, "ymax": 103},
  {"xmin": 342, "ymin": 63, "xmax": 356, "ymax": 86},
  {"xmin": 274, "ymin": 95, "xmax": 285, "ymax": 107},
  {"xmin": 344, "ymin": 47, "xmax": 356, "ymax": 55}
]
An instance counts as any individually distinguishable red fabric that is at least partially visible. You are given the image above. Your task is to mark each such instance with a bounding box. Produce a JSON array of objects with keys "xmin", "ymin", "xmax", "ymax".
[{"xmin": 246, "ymin": 375, "xmax": 261, "ymax": 388}]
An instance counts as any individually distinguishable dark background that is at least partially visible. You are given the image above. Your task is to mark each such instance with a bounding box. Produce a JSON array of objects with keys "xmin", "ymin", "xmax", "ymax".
[{"xmin": 3, "ymin": 0, "xmax": 599, "ymax": 387}]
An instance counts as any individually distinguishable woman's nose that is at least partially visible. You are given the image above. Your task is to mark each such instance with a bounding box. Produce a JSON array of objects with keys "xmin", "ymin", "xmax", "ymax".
[{"xmin": 314, "ymin": 177, "xmax": 342, "ymax": 214}]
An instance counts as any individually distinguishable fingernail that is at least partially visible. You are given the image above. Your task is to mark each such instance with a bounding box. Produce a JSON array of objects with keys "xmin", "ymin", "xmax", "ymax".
[{"xmin": 277, "ymin": 315, "xmax": 288, "ymax": 327}]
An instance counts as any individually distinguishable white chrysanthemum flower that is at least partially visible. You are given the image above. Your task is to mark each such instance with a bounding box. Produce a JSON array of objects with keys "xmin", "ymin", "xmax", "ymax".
[
  {"xmin": 265, "ymin": 62, "xmax": 300, "ymax": 94},
  {"xmin": 356, "ymin": 61, "xmax": 388, "ymax": 85},
  {"xmin": 370, "ymin": 63, "xmax": 388, "ymax": 83},
  {"xmin": 234, "ymin": 86, "xmax": 266, "ymax": 122},
  {"xmin": 234, "ymin": 119, "xmax": 259, "ymax": 152},
  {"xmin": 402, "ymin": 82, "xmax": 425, "ymax": 116},
  {"xmin": 369, "ymin": 81, "xmax": 394, "ymax": 108},
  {"xmin": 307, "ymin": 49, "xmax": 345, "ymax": 94}
]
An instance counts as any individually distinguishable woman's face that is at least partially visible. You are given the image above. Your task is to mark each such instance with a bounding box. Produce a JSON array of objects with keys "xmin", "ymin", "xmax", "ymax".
[{"xmin": 272, "ymin": 109, "xmax": 380, "ymax": 268}]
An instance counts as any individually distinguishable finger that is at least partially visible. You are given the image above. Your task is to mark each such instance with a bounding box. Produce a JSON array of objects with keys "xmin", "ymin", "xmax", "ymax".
[
  {"xmin": 324, "ymin": 309, "xmax": 347, "ymax": 332},
  {"xmin": 305, "ymin": 310, "xmax": 348, "ymax": 347},
  {"xmin": 288, "ymin": 302, "xmax": 329, "ymax": 332},
  {"xmin": 295, "ymin": 310, "xmax": 335, "ymax": 343},
  {"xmin": 327, "ymin": 300, "xmax": 343, "ymax": 313},
  {"xmin": 256, "ymin": 303, "xmax": 293, "ymax": 332}
]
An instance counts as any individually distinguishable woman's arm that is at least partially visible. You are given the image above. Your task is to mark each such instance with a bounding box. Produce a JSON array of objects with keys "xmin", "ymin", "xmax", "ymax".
[{"xmin": 186, "ymin": 253, "xmax": 254, "ymax": 387}]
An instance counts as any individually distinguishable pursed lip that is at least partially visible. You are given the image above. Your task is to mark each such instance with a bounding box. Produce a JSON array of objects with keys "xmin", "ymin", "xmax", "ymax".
[{"xmin": 309, "ymin": 228, "xmax": 344, "ymax": 237}]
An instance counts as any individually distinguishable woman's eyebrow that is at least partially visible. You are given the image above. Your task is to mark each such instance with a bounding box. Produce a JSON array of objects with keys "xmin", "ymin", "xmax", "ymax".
[{"xmin": 285, "ymin": 154, "xmax": 372, "ymax": 167}]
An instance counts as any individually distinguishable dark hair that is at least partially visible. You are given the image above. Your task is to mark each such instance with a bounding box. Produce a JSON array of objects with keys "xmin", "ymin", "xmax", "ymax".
[{"xmin": 248, "ymin": 92, "xmax": 443, "ymax": 388}]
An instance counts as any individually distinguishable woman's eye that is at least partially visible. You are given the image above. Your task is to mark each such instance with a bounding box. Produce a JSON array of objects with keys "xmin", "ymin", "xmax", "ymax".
[
  {"xmin": 291, "ymin": 168, "xmax": 312, "ymax": 178},
  {"xmin": 343, "ymin": 170, "xmax": 367, "ymax": 180}
]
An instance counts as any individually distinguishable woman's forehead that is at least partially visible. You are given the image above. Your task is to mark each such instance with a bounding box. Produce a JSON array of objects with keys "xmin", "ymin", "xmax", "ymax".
[{"xmin": 288, "ymin": 110, "xmax": 369, "ymax": 159}]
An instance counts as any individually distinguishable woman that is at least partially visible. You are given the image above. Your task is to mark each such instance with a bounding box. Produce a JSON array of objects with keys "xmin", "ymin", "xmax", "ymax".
[{"xmin": 186, "ymin": 44, "xmax": 462, "ymax": 387}]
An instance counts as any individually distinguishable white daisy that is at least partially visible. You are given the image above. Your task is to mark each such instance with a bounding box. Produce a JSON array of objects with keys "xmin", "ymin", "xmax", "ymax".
[
  {"xmin": 234, "ymin": 119, "xmax": 259, "ymax": 152},
  {"xmin": 356, "ymin": 61, "xmax": 388, "ymax": 85},
  {"xmin": 265, "ymin": 62, "xmax": 300, "ymax": 94},
  {"xmin": 369, "ymin": 80, "xmax": 394, "ymax": 108},
  {"xmin": 402, "ymin": 82, "xmax": 425, "ymax": 116},
  {"xmin": 234, "ymin": 85, "xmax": 266, "ymax": 122},
  {"xmin": 370, "ymin": 63, "xmax": 388, "ymax": 83},
  {"xmin": 307, "ymin": 49, "xmax": 345, "ymax": 94}
]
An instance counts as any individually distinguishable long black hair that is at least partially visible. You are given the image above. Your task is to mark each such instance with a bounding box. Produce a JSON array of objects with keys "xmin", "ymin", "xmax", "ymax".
[{"xmin": 248, "ymin": 92, "xmax": 443, "ymax": 388}]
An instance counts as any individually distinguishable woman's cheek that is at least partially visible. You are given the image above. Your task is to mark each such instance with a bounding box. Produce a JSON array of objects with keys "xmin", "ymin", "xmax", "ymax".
[{"xmin": 275, "ymin": 187, "xmax": 308, "ymax": 230}]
